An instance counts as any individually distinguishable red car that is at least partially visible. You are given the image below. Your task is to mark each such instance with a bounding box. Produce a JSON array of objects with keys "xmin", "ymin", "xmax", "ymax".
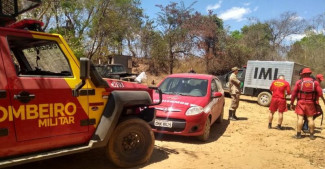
[{"xmin": 151, "ymin": 73, "xmax": 225, "ymax": 141}]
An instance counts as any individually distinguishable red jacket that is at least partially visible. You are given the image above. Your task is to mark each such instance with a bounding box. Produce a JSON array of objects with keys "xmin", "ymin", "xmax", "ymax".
[
  {"xmin": 290, "ymin": 77, "xmax": 323, "ymax": 104},
  {"xmin": 270, "ymin": 79, "xmax": 291, "ymax": 99}
]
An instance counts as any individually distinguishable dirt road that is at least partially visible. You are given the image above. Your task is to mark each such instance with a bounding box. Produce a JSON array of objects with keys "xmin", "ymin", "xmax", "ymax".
[{"xmin": 9, "ymin": 96, "xmax": 325, "ymax": 169}]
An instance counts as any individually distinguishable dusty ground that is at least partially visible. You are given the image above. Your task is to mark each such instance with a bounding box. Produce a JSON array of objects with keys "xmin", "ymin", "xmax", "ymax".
[{"xmin": 9, "ymin": 96, "xmax": 325, "ymax": 169}]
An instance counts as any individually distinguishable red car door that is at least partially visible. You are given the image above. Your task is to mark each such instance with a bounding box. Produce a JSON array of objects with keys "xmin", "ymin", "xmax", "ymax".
[{"xmin": 210, "ymin": 78, "xmax": 224, "ymax": 123}]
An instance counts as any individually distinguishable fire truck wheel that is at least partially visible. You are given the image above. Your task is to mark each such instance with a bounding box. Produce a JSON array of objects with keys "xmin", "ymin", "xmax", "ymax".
[
  {"xmin": 107, "ymin": 118, "xmax": 154, "ymax": 168},
  {"xmin": 257, "ymin": 92, "xmax": 272, "ymax": 107}
]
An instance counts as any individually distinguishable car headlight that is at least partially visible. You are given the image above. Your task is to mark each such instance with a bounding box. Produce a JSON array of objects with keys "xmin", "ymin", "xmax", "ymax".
[{"xmin": 185, "ymin": 106, "xmax": 204, "ymax": 116}]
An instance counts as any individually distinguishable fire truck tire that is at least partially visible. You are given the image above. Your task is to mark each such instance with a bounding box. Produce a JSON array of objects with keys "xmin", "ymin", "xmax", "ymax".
[
  {"xmin": 107, "ymin": 118, "xmax": 154, "ymax": 168},
  {"xmin": 257, "ymin": 92, "xmax": 272, "ymax": 107}
]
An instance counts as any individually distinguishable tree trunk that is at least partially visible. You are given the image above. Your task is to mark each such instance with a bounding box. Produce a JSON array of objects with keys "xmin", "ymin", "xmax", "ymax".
[
  {"xmin": 169, "ymin": 49, "xmax": 174, "ymax": 74},
  {"xmin": 118, "ymin": 40, "xmax": 123, "ymax": 55},
  {"xmin": 127, "ymin": 39, "xmax": 136, "ymax": 57},
  {"xmin": 206, "ymin": 47, "xmax": 213, "ymax": 72}
]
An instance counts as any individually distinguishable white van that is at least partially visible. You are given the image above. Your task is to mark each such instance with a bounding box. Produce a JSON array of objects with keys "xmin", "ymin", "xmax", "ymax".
[{"xmin": 219, "ymin": 60, "xmax": 305, "ymax": 106}]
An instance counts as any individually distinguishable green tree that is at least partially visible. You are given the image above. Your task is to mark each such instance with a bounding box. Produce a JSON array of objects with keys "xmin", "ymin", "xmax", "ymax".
[
  {"xmin": 25, "ymin": 0, "xmax": 144, "ymax": 60},
  {"xmin": 288, "ymin": 33, "xmax": 325, "ymax": 77},
  {"xmin": 230, "ymin": 30, "xmax": 243, "ymax": 40},
  {"xmin": 214, "ymin": 22, "xmax": 273, "ymax": 74},
  {"xmin": 156, "ymin": 1, "xmax": 195, "ymax": 74},
  {"xmin": 138, "ymin": 19, "xmax": 169, "ymax": 74},
  {"xmin": 148, "ymin": 31, "xmax": 169, "ymax": 75},
  {"xmin": 88, "ymin": 0, "xmax": 144, "ymax": 59},
  {"xmin": 184, "ymin": 11, "xmax": 225, "ymax": 73},
  {"xmin": 241, "ymin": 22, "xmax": 273, "ymax": 60},
  {"xmin": 267, "ymin": 12, "xmax": 307, "ymax": 60},
  {"xmin": 221, "ymin": 35, "xmax": 251, "ymax": 74},
  {"xmin": 25, "ymin": 0, "xmax": 100, "ymax": 58}
]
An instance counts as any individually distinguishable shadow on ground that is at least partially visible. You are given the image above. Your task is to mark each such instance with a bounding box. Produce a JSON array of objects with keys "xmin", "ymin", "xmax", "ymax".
[
  {"xmin": 7, "ymin": 145, "xmax": 172, "ymax": 169},
  {"xmin": 8, "ymin": 148, "xmax": 117, "ymax": 169},
  {"xmin": 4, "ymin": 119, "xmax": 233, "ymax": 169},
  {"xmin": 235, "ymin": 117, "xmax": 248, "ymax": 121},
  {"xmin": 154, "ymin": 119, "xmax": 230, "ymax": 144},
  {"xmin": 225, "ymin": 93, "xmax": 258, "ymax": 104},
  {"xmin": 295, "ymin": 134, "xmax": 325, "ymax": 140},
  {"xmin": 240, "ymin": 98, "xmax": 257, "ymax": 104},
  {"xmin": 281, "ymin": 126, "xmax": 295, "ymax": 131}
]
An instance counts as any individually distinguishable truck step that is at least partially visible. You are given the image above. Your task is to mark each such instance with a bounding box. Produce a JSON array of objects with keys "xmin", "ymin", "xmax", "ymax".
[{"xmin": 0, "ymin": 140, "xmax": 98, "ymax": 168}]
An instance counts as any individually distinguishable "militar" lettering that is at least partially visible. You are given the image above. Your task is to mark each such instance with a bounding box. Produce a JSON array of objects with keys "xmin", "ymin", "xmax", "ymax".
[{"xmin": 0, "ymin": 102, "xmax": 77, "ymax": 127}]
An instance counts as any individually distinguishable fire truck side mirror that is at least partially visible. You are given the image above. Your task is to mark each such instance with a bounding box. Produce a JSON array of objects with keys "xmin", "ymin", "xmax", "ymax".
[
  {"xmin": 80, "ymin": 58, "xmax": 90, "ymax": 80},
  {"xmin": 72, "ymin": 58, "xmax": 90, "ymax": 97}
]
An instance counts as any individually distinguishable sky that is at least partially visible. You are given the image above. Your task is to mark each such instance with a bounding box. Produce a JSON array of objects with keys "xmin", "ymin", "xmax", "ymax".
[{"xmin": 140, "ymin": 0, "xmax": 325, "ymax": 34}]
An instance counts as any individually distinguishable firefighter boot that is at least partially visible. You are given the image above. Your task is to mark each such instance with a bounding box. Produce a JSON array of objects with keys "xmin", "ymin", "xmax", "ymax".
[
  {"xmin": 310, "ymin": 133, "xmax": 316, "ymax": 140},
  {"xmin": 228, "ymin": 110, "xmax": 237, "ymax": 121},
  {"xmin": 293, "ymin": 132, "xmax": 302, "ymax": 139},
  {"xmin": 233, "ymin": 110, "xmax": 239, "ymax": 120}
]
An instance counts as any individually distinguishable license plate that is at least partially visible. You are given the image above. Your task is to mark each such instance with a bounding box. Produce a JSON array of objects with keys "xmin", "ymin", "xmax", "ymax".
[{"xmin": 154, "ymin": 119, "xmax": 173, "ymax": 128}]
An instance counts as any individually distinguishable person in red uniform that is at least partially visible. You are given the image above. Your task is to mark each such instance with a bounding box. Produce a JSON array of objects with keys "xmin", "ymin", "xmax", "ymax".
[
  {"xmin": 268, "ymin": 75, "xmax": 291, "ymax": 130},
  {"xmin": 316, "ymin": 74, "xmax": 325, "ymax": 104},
  {"xmin": 290, "ymin": 68, "xmax": 323, "ymax": 140},
  {"xmin": 302, "ymin": 74, "xmax": 325, "ymax": 132}
]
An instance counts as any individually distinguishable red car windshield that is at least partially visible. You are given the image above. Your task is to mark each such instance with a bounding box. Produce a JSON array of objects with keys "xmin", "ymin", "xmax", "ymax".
[{"xmin": 159, "ymin": 77, "xmax": 208, "ymax": 97}]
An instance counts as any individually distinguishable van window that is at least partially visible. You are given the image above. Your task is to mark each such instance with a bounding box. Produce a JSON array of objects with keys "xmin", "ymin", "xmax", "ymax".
[
  {"xmin": 7, "ymin": 36, "xmax": 72, "ymax": 77},
  {"xmin": 237, "ymin": 70, "xmax": 244, "ymax": 78}
]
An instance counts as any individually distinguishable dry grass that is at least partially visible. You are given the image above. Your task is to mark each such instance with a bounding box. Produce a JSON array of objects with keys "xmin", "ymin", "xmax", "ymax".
[
  {"xmin": 132, "ymin": 57, "xmax": 207, "ymax": 86},
  {"xmin": 173, "ymin": 57, "xmax": 206, "ymax": 74}
]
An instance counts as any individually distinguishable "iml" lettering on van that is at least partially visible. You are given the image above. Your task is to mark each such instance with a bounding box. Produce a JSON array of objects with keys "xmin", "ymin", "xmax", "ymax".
[{"xmin": 254, "ymin": 67, "xmax": 278, "ymax": 80}]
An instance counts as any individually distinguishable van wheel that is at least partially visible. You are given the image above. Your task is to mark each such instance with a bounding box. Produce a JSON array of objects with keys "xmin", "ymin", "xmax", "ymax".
[
  {"xmin": 216, "ymin": 108, "xmax": 224, "ymax": 123},
  {"xmin": 197, "ymin": 117, "xmax": 210, "ymax": 142},
  {"xmin": 257, "ymin": 92, "xmax": 272, "ymax": 107},
  {"xmin": 107, "ymin": 118, "xmax": 154, "ymax": 168}
]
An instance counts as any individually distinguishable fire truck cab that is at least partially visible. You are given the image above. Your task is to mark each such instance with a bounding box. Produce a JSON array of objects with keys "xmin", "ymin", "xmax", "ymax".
[{"xmin": 0, "ymin": 0, "xmax": 159, "ymax": 168}]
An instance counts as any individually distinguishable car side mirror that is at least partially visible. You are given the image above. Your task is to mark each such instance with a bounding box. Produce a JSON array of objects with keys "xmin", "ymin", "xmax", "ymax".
[
  {"xmin": 80, "ymin": 57, "xmax": 90, "ymax": 80},
  {"xmin": 212, "ymin": 92, "xmax": 222, "ymax": 98}
]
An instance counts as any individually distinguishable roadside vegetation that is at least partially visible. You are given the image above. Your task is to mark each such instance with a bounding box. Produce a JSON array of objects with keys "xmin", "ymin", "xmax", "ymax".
[{"xmin": 24, "ymin": 0, "xmax": 325, "ymax": 85}]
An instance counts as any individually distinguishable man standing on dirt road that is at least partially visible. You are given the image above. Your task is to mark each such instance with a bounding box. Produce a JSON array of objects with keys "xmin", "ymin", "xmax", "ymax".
[
  {"xmin": 302, "ymin": 73, "xmax": 325, "ymax": 132},
  {"xmin": 290, "ymin": 68, "xmax": 323, "ymax": 140},
  {"xmin": 268, "ymin": 75, "xmax": 291, "ymax": 130},
  {"xmin": 229, "ymin": 67, "xmax": 241, "ymax": 121}
]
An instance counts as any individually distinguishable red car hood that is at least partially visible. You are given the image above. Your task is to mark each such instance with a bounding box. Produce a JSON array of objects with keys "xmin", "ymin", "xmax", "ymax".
[{"xmin": 153, "ymin": 93, "xmax": 208, "ymax": 110}]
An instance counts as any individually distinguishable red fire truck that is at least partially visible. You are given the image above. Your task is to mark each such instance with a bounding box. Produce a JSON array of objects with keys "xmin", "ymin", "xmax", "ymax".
[{"xmin": 0, "ymin": 0, "xmax": 160, "ymax": 168}]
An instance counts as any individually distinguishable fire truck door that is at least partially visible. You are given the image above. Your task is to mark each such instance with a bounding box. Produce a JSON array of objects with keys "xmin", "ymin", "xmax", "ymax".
[
  {"xmin": 0, "ymin": 38, "xmax": 16, "ymax": 152},
  {"xmin": 4, "ymin": 35, "xmax": 89, "ymax": 141}
]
